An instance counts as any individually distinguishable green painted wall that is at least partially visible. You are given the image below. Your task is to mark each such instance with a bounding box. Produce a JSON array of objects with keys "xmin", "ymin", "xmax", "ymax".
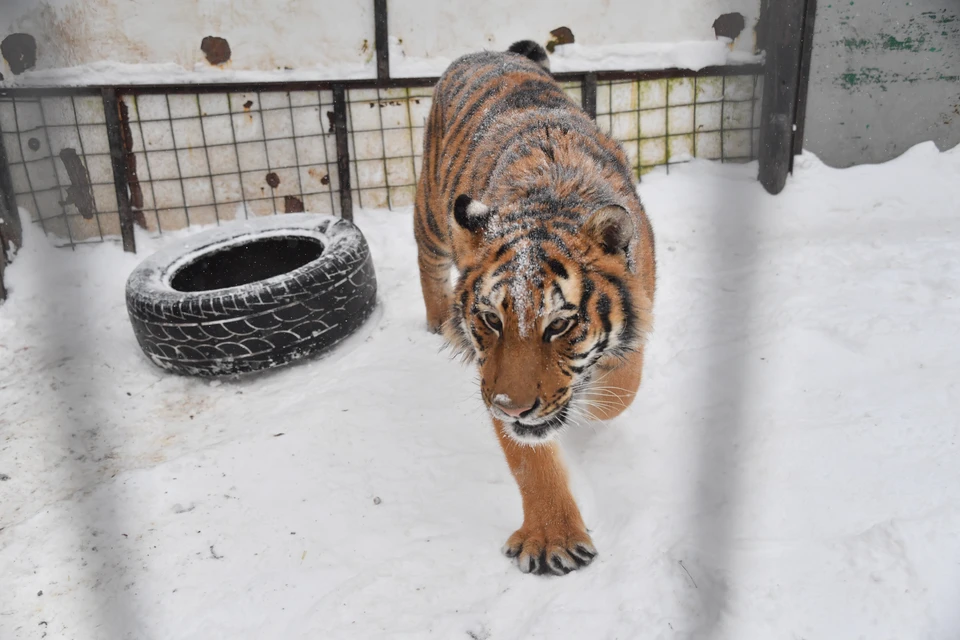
[{"xmin": 804, "ymin": 0, "xmax": 960, "ymax": 166}]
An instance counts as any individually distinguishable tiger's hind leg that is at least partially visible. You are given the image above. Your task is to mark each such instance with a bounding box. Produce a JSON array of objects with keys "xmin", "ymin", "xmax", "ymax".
[
  {"xmin": 416, "ymin": 249, "xmax": 453, "ymax": 334},
  {"xmin": 414, "ymin": 182, "xmax": 453, "ymax": 334},
  {"xmin": 412, "ymin": 91, "xmax": 456, "ymax": 334}
]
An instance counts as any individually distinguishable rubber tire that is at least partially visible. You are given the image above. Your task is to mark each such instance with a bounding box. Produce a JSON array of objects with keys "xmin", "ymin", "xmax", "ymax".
[{"xmin": 125, "ymin": 213, "xmax": 377, "ymax": 377}]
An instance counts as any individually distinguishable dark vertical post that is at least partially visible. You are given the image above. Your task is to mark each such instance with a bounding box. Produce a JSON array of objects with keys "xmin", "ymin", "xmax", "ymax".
[
  {"xmin": 0, "ymin": 180, "xmax": 9, "ymax": 300},
  {"xmin": 791, "ymin": 0, "xmax": 818, "ymax": 160},
  {"xmin": 582, "ymin": 72, "xmax": 597, "ymax": 119},
  {"xmin": 1, "ymin": 107, "xmax": 21, "ymax": 299},
  {"xmin": 0, "ymin": 192, "xmax": 7, "ymax": 299},
  {"xmin": 0, "ymin": 232, "xmax": 6, "ymax": 298},
  {"xmin": 102, "ymin": 87, "xmax": 137, "ymax": 253},
  {"xmin": 0, "ymin": 136, "xmax": 11, "ymax": 301},
  {"xmin": 757, "ymin": 0, "xmax": 811, "ymax": 194},
  {"xmin": 332, "ymin": 85, "xmax": 353, "ymax": 221},
  {"xmin": 0, "ymin": 130, "xmax": 21, "ymax": 251},
  {"xmin": 374, "ymin": 0, "xmax": 390, "ymax": 82}
]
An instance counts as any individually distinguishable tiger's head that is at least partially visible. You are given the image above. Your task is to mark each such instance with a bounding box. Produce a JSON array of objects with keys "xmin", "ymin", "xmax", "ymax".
[{"xmin": 444, "ymin": 194, "xmax": 653, "ymax": 444}]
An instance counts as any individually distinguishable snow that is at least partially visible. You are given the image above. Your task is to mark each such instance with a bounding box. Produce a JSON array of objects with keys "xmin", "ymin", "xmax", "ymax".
[
  {"xmin": 125, "ymin": 213, "xmax": 347, "ymax": 298},
  {"xmin": 1, "ymin": 40, "xmax": 759, "ymax": 88},
  {"xmin": 1, "ymin": 61, "xmax": 377, "ymax": 88},
  {"xmin": 546, "ymin": 41, "xmax": 760, "ymax": 73},
  {"xmin": 390, "ymin": 38, "xmax": 761, "ymax": 78},
  {"xmin": 509, "ymin": 238, "xmax": 537, "ymax": 338},
  {"xmin": 2, "ymin": 142, "xmax": 960, "ymax": 638}
]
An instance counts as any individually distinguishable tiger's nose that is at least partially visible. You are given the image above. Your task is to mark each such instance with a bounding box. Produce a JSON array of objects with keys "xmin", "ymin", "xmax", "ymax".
[{"xmin": 492, "ymin": 394, "xmax": 538, "ymax": 418}]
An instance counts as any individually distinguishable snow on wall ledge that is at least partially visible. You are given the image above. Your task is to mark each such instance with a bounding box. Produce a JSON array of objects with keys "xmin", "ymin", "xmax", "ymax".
[
  {"xmin": 0, "ymin": 61, "xmax": 378, "ymax": 88},
  {"xmin": 389, "ymin": 39, "xmax": 762, "ymax": 79},
  {"xmin": 2, "ymin": 41, "xmax": 763, "ymax": 88}
]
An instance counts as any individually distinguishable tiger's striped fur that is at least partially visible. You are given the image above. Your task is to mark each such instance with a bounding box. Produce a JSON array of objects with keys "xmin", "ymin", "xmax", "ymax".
[{"xmin": 414, "ymin": 41, "xmax": 656, "ymax": 576}]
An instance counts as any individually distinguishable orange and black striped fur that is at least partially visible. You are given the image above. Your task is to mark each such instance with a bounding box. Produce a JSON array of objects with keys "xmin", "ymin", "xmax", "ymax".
[{"xmin": 414, "ymin": 41, "xmax": 656, "ymax": 576}]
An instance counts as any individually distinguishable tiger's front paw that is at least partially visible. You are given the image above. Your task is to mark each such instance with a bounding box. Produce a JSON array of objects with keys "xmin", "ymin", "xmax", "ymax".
[{"xmin": 501, "ymin": 522, "xmax": 597, "ymax": 576}]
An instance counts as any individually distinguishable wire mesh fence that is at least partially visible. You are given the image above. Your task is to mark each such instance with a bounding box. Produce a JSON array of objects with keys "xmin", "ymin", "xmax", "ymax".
[
  {"xmin": 121, "ymin": 90, "xmax": 342, "ymax": 233},
  {"xmin": 595, "ymin": 74, "xmax": 762, "ymax": 174},
  {"xmin": 0, "ymin": 94, "xmax": 117, "ymax": 246},
  {"xmin": 0, "ymin": 70, "xmax": 762, "ymax": 249},
  {"xmin": 345, "ymin": 86, "xmax": 433, "ymax": 211}
]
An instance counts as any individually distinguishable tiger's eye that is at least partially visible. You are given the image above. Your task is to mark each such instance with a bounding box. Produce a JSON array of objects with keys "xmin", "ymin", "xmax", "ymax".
[
  {"xmin": 544, "ymin": 316, "xmax": 575, "ymax": 340},
  {"xmin": 481, "ymin": 312, "xmax": 502, "ymax": 333}
]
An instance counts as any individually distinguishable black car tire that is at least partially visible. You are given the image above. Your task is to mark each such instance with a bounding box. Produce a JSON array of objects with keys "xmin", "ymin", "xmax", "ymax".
[{"xmin": 125, "ymin": 213, "xmax": 377, "ymax": 377}]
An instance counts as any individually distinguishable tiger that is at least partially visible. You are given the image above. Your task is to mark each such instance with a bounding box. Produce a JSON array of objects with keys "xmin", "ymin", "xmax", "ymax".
[{"xmin": 414, "ymin": 40, "xmax": 656, "ymax": 576}]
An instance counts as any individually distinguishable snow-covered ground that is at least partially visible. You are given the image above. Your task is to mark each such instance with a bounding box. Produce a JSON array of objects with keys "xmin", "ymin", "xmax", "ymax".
[{"xmin": 2, "ymin": 143, "xmax": 959, "ymax": 639}]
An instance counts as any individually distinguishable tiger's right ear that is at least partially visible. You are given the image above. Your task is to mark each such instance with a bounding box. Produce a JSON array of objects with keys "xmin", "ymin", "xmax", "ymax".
[{"xmin": 453, "ymin": 195, "xmax": 491, "ymax": 233}]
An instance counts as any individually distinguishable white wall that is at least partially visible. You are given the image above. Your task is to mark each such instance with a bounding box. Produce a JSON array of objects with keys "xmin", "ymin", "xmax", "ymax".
[
  {"xmin": 1, "ymin": 0, "xmax": 378, "ymax": 81},
  {"xmin": 1, "ymin": 0, "xmax": 759, "ymax": 84},
  {"xmin": 391, "ymin": 0, "xmax": 759, "ymax": 60}
]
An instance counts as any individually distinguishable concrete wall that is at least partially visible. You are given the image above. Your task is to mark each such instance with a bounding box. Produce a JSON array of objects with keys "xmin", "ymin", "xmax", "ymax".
[
  {"xmin": 0, "ymin": 0, "xmax": 378, "ymax": 80},
  {"xmin": 390, "ymin": 0, "xmax": 761, "ymax": 60},
  {"xmin": 803, "ymin": 0, "xmax": 960, "ymax": 167},
  {"xmin": 2, "ymin": 0, "xmax": 759, "ymax": 83}
]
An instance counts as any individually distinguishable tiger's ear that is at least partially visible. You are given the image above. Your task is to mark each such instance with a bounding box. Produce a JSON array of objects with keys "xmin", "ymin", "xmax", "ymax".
[
  {"xmin": 453, "ymin": 195, "xmax": 492, "ymax": 233},
  {"xmin": 585, "ymin": 205, "xmax": 635, "ymax": 255}
]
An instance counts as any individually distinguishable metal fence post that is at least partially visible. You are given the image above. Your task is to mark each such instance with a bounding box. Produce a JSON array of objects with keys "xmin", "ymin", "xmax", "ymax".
[
  {"xmin": 332, "ymin": 85, "xmax": 354, "ymax": 222},
  {"xmin": 374, "ymin": 0, "xmax": 390, "ymax": 82},
  {"xmin": 582, "ymin": 72, "xmax": 598, "ymax": 120},
  {"xmin": 101, "ymin": 87, "xmax": 137, "ymax": 253},
  {"xmin": 0, "ymin": 129, "xmax": 20, "ymax": 300},
  {"xmin": 0, "ymin": 193, "xmax": 8, "ymax": 299},
  {"xmin": 0, "ymin": 129, "xmax": 21, "ymax": 244},
  {"xmin": 791, "ymin": 0, "xmax": 818, "ymax": 159},
  {"xmin": 758, "ymin": 0, "xmax": 816, "ymax": 194}
]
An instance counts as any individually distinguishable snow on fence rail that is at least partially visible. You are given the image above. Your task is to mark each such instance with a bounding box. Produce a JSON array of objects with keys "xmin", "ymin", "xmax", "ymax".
[{"xmin": 0, "ymin": 67, "xmax": 761, "ymax": 249}]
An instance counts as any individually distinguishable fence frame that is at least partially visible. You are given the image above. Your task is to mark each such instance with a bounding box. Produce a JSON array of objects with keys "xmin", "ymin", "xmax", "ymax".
[
  {"xmin": 0, "ymin": 64, "xmax": 764, "ymax": 256},
  {"xmin": 0, "ymin": 0, "xmax": 818, "ymax": 285},
  {"xmin": 757, "ymin": 0, "xmax": 817, "ymax": 193}
]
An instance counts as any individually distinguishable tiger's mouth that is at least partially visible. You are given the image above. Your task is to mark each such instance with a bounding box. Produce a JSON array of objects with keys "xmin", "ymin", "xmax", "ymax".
[{"xmin": 506, "ymin": 406, "xmax": 569, "ymax": 442}]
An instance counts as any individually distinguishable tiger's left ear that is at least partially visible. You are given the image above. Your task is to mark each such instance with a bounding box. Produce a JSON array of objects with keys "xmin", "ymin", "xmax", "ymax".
[
  {"xmin": 453, "ymin": 195, "xmax": 492, "ymax": 233},
  {"xmin": 585, "ymin": 205, "xmax": 635, "ymax": 255}
]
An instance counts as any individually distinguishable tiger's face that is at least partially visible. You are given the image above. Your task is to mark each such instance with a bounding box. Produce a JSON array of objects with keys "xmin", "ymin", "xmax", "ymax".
[{"xmin": 445, "ymin": 195, "xmax": 649, "ymax": 444}]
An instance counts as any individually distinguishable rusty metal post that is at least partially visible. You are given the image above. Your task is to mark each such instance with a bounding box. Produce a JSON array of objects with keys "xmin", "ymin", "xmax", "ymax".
[
  {"xmin": 0, "ymin": 129, "xmax": 21, "ymax": 249},
  {"xmin": 101, "ymin": 87, "xmax": 137, "ymax": 252},
  {"xmin": 0, "ymin": 200, "xmax": 7, "ymax": 299},
  {"xmin": 758, "ymin": 0, "xmax": 814, "ymax": 194},
  {"xmin": 374, "ymin": 0, "xmax": 390, "ymax": 82},
  {"xmin": 0, "ymin": 129, "xmax": 19, "ymax": 300},
  {"xmin": 0, "ymin": 236, "xmax": 6, "ymax": 299},
  {"xmin": 791, "ymin": 0, "xmax": 818, "ymax": 159},
  {"xmin": 332, "ymin": 85, "xmax": 353, "ymax": 222},
  {"xmin": 582, "ymin": 72, "xmax": 597, "ymax": 119}
]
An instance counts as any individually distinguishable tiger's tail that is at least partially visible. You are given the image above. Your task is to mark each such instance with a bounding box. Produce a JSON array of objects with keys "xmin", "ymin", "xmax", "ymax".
[{"xmin": 507, "ymin": 40, "xmax": 550, "ymax": 71}]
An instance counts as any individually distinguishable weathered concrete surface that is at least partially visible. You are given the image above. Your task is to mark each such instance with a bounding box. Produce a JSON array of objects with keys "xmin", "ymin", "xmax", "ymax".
[
  {"xmin": 804, "ymin": 0, "xmax": 959, "ymax": 167},
  {"xmin": 1, "ymin": 0, "xmax": 763, "ymax": 82},
  {"xmin": 0, "ymin": 0, "xmax": 376, "ymax": 79}
]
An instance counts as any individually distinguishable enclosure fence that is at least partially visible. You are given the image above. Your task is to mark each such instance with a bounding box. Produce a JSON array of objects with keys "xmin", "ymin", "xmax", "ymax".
[{"xmin": 0, "ymin": 67, "xmax": 763, "ymax": 251}]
